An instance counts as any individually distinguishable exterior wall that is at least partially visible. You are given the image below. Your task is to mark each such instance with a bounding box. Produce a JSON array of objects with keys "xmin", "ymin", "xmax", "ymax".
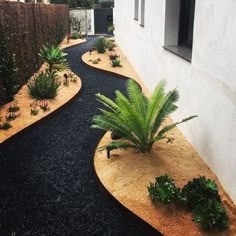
[
  {"xmin": 115, "ymin": 0, "xmax": 236, "ymax": 203},
  {"xmin": 69, "ymin": 9, "xmax": 94, "ymax": 35}
]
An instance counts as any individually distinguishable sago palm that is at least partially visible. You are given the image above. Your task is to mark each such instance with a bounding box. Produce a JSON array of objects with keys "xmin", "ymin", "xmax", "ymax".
[
  {"xmin": 38, "ymin": 45, "xmax": 69, "ymax": 73},
  {"xmin": 92, "ymin": 79, "xmax": 197, "ymax": 158}
]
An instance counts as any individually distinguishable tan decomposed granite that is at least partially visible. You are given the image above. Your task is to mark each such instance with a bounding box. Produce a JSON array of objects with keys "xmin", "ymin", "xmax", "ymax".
[
  {"xmin": 60, "ymin": 37, "xmax": 86, "ymax": 50},
  {"xmin": 0, "ymin": 38, "xmax": 84, "ymax": 144},
  {"xmin": 89, "ymin": 40, "xmax": 236, "ymax": 235}
]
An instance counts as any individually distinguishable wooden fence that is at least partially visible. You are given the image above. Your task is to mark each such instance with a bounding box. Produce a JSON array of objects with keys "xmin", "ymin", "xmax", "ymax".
[{"xmin": 0, "ymin": 2, "xmax": 69, "ymax": 105}]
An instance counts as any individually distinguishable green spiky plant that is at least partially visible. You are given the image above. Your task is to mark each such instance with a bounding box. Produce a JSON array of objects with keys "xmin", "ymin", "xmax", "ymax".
[
  {"xmin": 38, "ymin": 45, "xmax": 69, "ymax": 73},
  {"xmin": 27, "ymin": 69, "xmax": 61, "ymax": 100},
  {"xmin": 92, "ymin": 79, "xmax": 197, "ymax": 158},
  {"xmin": 95, "ymin": 37, "xmax": 107, "ymax": 54}
]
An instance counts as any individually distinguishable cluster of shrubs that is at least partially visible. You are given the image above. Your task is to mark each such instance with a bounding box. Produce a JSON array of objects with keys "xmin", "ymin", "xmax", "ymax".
[
  {"xmin": 0, "ymin": 102, "xmax": 20, "ymax": 130},
  {"xmin": 94, "ymin": 37, "xmax": 121, "ymax": 67},
  {"xmin": 27, "ymin": 45, "xmax": 69, "ymax": 100},
  {"xmin": 30, "ymin": 101, "xmax": 50, "ymax": 116},
  {"xmin": 148, "ymin": 175, "xmax": 228, "ymax": 231}
]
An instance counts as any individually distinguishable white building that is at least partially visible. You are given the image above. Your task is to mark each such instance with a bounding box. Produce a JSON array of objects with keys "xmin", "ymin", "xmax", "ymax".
[{"xmin": 114, "ymin": 0, "xmax": 236, "ymax": 203}]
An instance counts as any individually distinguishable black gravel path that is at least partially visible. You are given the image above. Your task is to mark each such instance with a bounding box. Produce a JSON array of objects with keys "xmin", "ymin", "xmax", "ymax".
[{"xmin": 0, "ymin": 38, "xmax": 162, "ymax": 236}]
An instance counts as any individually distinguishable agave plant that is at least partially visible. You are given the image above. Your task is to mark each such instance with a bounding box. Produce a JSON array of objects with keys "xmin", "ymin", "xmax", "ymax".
[
  {"xmin": 38, "ymin": 45, "xmax": 68, "ymax": 73},
  {"xmin": 92, "ymin": 79, "xmax": 197, "ymax": 158},
  {"xmin": 27, "ymin": 69, "xmax": 61, "ymax": 100}
]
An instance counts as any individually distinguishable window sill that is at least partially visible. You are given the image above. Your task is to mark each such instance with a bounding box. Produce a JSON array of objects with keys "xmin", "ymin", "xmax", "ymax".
[{"xmin": 163, "ymin": 45, "xmax": 192, "ymax": 62}]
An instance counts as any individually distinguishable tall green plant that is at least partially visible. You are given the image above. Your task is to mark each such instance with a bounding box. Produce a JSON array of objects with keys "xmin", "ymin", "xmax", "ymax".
[
  {"xmin": 0, "ymin": 27, "xmax": 19, "ymax": 105},
  {"xmin": 92, "ymin": 79, "xmax": 197, "ymax": 158},
  {"xmin": 38, "ymin": 45, "xmax": 68, "ymax": 73},
  {"xmin": 27, "ymin": 69, "xmax": 61, "ymax": 100},
  {"xmin": 95, "ymin": 37, "xmax": 106, "ymax": 53}
]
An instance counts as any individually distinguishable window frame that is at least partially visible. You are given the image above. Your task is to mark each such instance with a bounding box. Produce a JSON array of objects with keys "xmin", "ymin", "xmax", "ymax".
[
  {"xmin": 134, "ymin": 0, "xmax": 139, "ymax": 20},
  {"xmin": 140, "ymin": 0, "xmax": 145, "ymax": 27}
]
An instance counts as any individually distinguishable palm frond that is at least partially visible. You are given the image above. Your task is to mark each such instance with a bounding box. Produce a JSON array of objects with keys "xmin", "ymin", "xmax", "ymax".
[
  {"xmin": 156, "ymin": 115, "xmax": 197, "ymax": 138},
  {"xmin": 115, "ymin": 90, "xmax": 145, "ymax": 142},
  {"xmin": 144, "ymin": 80, "xmax": 166, "ymax": 138},
  {"xmin": 150, "ymin": 89, "xmax": 179, "ymax": 138},
  {"xmin": 126, "ymin": 79, "xmax": 148, "ymax": 117},
  {"xmin": 92, "ymin": 115, "xmax": 142, "ymax": 147},
  {"xmin": 95, "ymin": 93, "xmax": 119, "ymax": 113}
]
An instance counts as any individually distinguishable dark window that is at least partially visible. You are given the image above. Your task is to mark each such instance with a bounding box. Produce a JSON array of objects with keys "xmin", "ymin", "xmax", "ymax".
[{"xmin": 179, "ymin": 0, "xmax": 195, "ymax": 48}]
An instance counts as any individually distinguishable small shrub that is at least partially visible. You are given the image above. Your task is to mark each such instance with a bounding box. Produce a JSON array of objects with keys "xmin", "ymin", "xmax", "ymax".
[
  {"xmin": 109, "ymin": 54, "xmax": 119, "ymax": 60},
  {"xmin": 179, "ymin": 176, "xmax": 221, "ymax": 210},
  {"xmin": 70, "ymin": 31, "xmax": 82, "ymax": 39},
  {"xmin": 31, "ymin": 107, "xmax": 39, "ymax": 116},
  {"xmin": 107, "ymin": 25, "xmax": 115, "ymax": 33},
  {"xmin": 39, "ymin": 101, "xmax": 50, "ymax": 112},
  {"xmin": 92, "ymin": 59, "xmax": 99, "ymax": 64},
  {"xmin": 106, "ymin": 39, "xmax": 115, "ymax": 51},
  {"xmin": 193, "ymin": 199, "xmax": 228, "ymax": 231},
  {"xmin": 27, "ymin": 70, "xmax": 61, "ymax": 100},
  {"xmin": 68, "ymin": 72, "xmax": 77, "ymax": 82},
  {"xmin": 0, "ymin": 122, "xmax": 12, "ymax": 130},
  {"xmin": 148, "ymin": 175, "xmax": 180, "ymax": 204},
  {"xmin": 111, "ymin": 58, "xmax": 122, "ymax": 67},
  {"xmin": 95, "ymin": 37, "xmax": 106, "ymax": 54},
  {"xmin": 5, "ymin": 112, "xmax": 20, "ymax": 122},
  {"xmin": 8, "ymin": 101, "xmax": 20, "ymax": 113}
]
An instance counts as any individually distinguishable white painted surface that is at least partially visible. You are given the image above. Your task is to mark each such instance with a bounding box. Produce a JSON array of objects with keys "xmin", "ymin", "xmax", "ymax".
[
  {"xmin": 115, "ymin": 0, "xmax": 236, "ymax": 203},
  {"xmin": 69, "ymin": 9, "xmax": 94, "ymax": 35}
]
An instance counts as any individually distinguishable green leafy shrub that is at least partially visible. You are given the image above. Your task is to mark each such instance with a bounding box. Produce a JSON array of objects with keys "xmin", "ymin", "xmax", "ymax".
[
  {"xmin": 193, "ymin": 199, "xmax": 228, "ymax": 231},
  {"xmin": 107, "ymin": 25, "xmax": 115, "ymax": 34},
  {"xmin": 106, "ymin": 40, "xmax": 115, "ymax": 51},
  {"xmin": 0, "ymin": 122, "xmax": 12, "ymax": 130},
  {"xmin": 147, "ymin": 175, "xmax": 229, "ymax": 232},
  {"xmin": 38, "ymin": 45, "xmax": 68, "ymax": 73},
  {"xmin": 92, "ymin": 79, "xmax": 197, "ymax": 158},
  {"xmin": 109, "ymin": 54, "xmax": 119, "ymax": 60},
  {"xmin": 0, "ymin": 27, "xmax": 20, "ymax": 104},
  {"xmin": 27, "ymin": 70, "xmax": 61, "ymax": 100},
  {"xmin": 111, "ymin": 58, "xmax": 122, "ymax": 67},
  {"xmin": 5, "ymin": 112, "xmax": 20, "ymax": 122},
  {"xmin": 55, "ymin": 22, "xmax": 66, "ymax": 44},
  {"xmin": 179, "ymin": 176, "xmax": 221, "ymax": 210},
  {"xmin": 95, "ymin": 37, "xmax": 106, "ymax": 54},
  {"xmin": 8, "ymin": 102, "xmax": 20, "ymax": 112},
  {"xmin": 31, "ymin": 107, "xmax": 39, "ymax": 116},
  {"xmin": 148, "ymin": 175, "xmax": 180, "ymax": 204},
  {"xmin": 39, "ymin": 101, "xmax": 50, "ymax": 112},
  {"xmin": 71, "ymin": 31, "xmax": 81, "ymax": 39}
]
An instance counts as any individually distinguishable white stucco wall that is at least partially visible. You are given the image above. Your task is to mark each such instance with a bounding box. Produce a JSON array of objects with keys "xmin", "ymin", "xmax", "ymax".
[
  {"xmin": 115, "ymin": 0, "xmax": 236, "ymax": 203},
  {"xmin": 69, "ymin": 9, "xmax": 94, "ymax": 35}
]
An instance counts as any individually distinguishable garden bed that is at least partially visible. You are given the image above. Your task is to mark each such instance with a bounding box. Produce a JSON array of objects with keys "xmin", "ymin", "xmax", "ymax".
[
  {"xmin": 82, "ymin": 40, "xmax": 236, "ymax": 236},
  {"xmin": 0, "ymin": 38, "xmax": 84, "ymax": 144}
]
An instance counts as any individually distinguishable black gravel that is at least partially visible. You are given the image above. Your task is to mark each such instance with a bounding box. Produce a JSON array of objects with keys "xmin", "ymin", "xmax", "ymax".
[{"xmin": 0, "ymin": 38, "xmax": 162, "ymax": 236}]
